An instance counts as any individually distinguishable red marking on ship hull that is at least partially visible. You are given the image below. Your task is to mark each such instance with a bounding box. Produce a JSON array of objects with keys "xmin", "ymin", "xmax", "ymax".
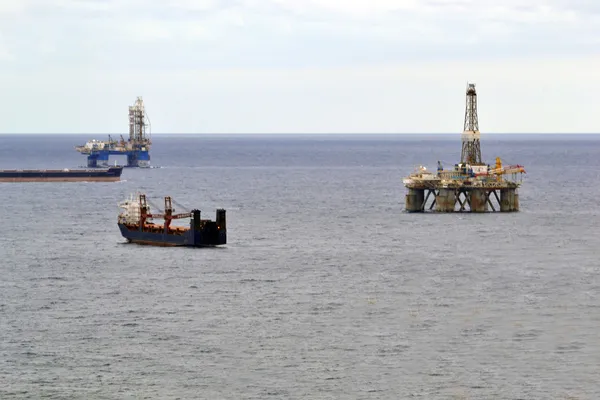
[{"xmin": 127, "ymin": 239, "xmax": 180, "ymax": 247}]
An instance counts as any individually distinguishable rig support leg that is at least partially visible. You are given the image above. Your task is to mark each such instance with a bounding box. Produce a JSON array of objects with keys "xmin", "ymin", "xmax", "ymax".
[
  {"xmin": 500, "ymin": 188, "xmax": 519, "ymax": 212},
  {"xmin": 127, "ymin": 152, "xmax": 138, "ymax": 167},
  {"xmin": 470, "ymin": 188, "xmax": 489, "ymax": 213},
  {"xmin": 127, "ymin": 150, "xmax": 151, "ymax": 168},
  {"xmin": 436, "ymin": 189, "xmax": 456, "ymax": 212},
  {"xmin": 87, "ymin": 154, "xmax": 98, "ymax": 168},
  {"xmin": 97, "ymin": 151, "xmax": 109, "ymax": 167},
  {"xmin": 405, "ymin": 189, "xmax": 425, "ymax": 212}
]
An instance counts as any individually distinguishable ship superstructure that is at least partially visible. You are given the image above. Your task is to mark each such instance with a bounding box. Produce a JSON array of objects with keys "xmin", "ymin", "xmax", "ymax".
[{"xmin": 76, "ymin": 97, "xmax": 152, "ymax": 168}]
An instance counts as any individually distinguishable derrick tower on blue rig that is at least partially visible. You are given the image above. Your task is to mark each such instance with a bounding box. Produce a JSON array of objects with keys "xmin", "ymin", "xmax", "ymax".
[{"xmin": 75, "ymin": 96, "xmax": 152, "ymax": 168}]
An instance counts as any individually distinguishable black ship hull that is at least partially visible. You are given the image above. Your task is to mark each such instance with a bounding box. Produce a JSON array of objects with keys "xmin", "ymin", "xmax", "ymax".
[
  {"xmin": 0, "ymin": 167, "xmax": 123, "ymax": 182},
  {"xmin": 118, "ymin": 223, "xmax": 227, "ymax": 247}
]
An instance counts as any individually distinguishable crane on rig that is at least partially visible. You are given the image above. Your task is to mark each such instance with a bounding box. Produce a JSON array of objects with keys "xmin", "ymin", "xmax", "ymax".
[{"xmin": 486, "ymin": 157, "xmax": 526, "ymax": 181}]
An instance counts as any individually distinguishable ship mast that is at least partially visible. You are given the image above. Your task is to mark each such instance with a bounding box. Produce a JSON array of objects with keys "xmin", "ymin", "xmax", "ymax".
[
  {"xmin": 139, "ymin": 193, "xmax": 149, "ymax": 229},
  {"xmin": 164, "ymin": 196, "xmax": 174, "ymax": 231}
]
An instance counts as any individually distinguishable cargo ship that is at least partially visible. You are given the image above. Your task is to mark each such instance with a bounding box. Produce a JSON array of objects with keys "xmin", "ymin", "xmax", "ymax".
[
  {"xmin": 117, "ymin": 193, "xmax": 226, "ymax": 247},
  {"xmin": 0, "ymin": 166, "xmax": 123, "ymax": 182}
]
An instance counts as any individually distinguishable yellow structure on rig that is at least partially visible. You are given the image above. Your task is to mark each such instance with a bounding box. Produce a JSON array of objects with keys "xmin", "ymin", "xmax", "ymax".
[{"xmin": 487, "ymin": 157, "xmax": 527, "ymax": 182}]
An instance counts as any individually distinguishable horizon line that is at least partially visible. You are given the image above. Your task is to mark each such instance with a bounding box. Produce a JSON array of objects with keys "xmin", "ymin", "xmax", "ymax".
[{"xmin": 1, "ymin": 132, "xmax": 599, "ymax": 135}]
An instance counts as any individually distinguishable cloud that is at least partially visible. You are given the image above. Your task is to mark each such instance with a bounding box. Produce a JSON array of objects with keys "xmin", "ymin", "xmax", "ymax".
[
  {"xmin": 169, "ymin": 0, "xmax": 222, "ymax": 12},
  {"xmin": 0, "ymin": 32, "xmax": 13, "ymax": 60},
  {"xmin": 0, "ymin": 1, "xmax": 597, "ymax": 70},
  {"xmin": 0, "ymin": 0, "xmax": 598, "ymax": 133},
  {"xmin": 0, "ymin": 0, "xmax": 596, "ymax": 71}
]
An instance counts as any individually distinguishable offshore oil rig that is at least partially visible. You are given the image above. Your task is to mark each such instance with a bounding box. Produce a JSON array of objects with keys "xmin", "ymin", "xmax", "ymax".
[
  {"xmin": 403, "ymin": 83, "xmax": 526, "ymax": 213},
  {"xmin": 75, "ymin": 97, "xmax": 152, "ymax": 168}
]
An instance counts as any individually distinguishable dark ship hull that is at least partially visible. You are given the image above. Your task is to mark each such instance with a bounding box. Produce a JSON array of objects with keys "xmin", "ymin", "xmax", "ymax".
[
  {"xmin": 118, "ymin": 221, "xmax": 226, "ymax": 247},
  {"xmin": 0, "ymin": 166, "xmax": 123, "ymax": 182}
]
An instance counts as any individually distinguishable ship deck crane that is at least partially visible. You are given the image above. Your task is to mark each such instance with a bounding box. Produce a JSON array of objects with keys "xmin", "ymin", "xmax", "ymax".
[{"xmin": 138, "ymin": 195, "xmax": 192, "ymax": 230}]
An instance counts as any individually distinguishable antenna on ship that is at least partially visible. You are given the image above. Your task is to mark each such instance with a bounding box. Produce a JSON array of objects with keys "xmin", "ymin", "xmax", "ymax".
[{"xmin": 460, "ymin": 83, "xmax": 483, "ymax": 165}]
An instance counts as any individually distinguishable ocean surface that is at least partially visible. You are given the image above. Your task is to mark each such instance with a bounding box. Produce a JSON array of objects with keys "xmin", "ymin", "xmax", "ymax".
[{"xmin": 0, "ymin": 133, "xmax": 599, "ymax": 399}]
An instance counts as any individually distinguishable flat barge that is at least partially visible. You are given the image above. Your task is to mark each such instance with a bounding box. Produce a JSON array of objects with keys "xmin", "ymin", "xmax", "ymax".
[
  {"xmin": 0, "ymin": 166, "xmax": 123, "ymax": 182},
  {"xmin": 118, "ymin": 193, "xmax": 226, "ymax": 247}
]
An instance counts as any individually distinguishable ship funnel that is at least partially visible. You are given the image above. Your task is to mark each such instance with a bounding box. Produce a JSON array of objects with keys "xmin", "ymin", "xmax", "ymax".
[
  {"xmin": 192, "ymin": 209, "xmax": 201, "ymax": 231},
  {"xmin": 216, "ymin": 209, "xmax": 226, "ymax": 230}
]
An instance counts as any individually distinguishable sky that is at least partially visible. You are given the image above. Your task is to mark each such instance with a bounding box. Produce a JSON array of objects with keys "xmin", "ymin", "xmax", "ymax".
[{"xmin": 0, "ymin": 0, "xmax": 599, "ymax": 134}]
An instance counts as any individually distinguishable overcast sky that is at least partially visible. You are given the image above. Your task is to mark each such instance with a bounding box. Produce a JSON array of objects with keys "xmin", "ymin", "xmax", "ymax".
[{"xmin": 0, "ymin": 0, "xmax": 599, "ymax": 134}]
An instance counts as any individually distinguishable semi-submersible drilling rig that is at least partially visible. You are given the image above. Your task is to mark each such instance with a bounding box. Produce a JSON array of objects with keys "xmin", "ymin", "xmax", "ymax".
[
  {"xmin": 76, "ymin": 97, "xmax": 152, "ymax": 168},
  {"xmin": 403, "ymin": 83, "xmax": 526, "ymax": 213}
]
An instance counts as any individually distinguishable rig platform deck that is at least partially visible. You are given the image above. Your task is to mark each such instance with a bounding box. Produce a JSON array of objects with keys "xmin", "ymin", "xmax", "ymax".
[{"xmin": 404, "ymin": 172, "xmax": 521, "ymax": 212}]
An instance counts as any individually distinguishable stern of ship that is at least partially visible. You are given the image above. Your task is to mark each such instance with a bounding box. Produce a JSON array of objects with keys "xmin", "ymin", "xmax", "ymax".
[{"xmin": 190, "ymin": 209, "xmax": 227, "ymax": 247}]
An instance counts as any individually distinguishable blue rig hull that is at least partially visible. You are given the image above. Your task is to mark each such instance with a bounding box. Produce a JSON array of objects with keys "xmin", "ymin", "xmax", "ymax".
[{"xmin": 86, "ymin": 150, "xmax": 150, "ymax": 168}]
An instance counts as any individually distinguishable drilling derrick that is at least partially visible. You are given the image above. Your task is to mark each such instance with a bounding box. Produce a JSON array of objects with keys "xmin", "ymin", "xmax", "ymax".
[
  {"xmin": 75, "ymin": 96, "xmax": 152, "ymax": 168},
  {"xmin": 460, "ymin": 83, "xmax": 482, "ymax": 165},
  {"xmin": 126, "ymin": 97, "xmax": 152, "ymax": 168},
  {"xmin": 129, "ymin": 97, "xmax": 147, "ymax": 144}
]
